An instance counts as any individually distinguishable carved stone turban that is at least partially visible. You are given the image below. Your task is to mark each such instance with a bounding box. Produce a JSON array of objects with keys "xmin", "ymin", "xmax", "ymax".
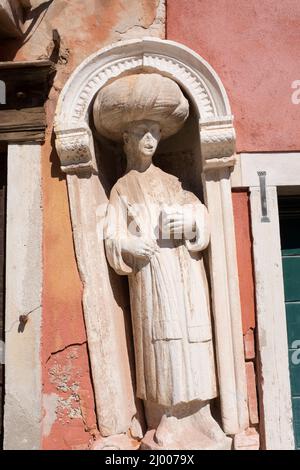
[{"xmin": 93, "ymin": 73, "xmax": 189, "ymax": 141}]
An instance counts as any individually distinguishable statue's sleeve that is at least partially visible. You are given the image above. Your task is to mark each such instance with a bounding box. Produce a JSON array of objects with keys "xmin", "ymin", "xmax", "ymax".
[
  {"xmin": 104, "ymin": 186, "xmax": 133, "ymax": 275},
  {"xmin": 185, "ymin": 201, "xmax": 210, "ymax": 252}
]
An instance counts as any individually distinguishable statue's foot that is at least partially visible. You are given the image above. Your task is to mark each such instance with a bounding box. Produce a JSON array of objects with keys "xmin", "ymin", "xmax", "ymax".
[
  {"xmin": 141, "ymin": 403, "xmax": 232, "ymax": 450},
  {"xmin": 191, "ymin": 402, "xmax": 230, "ymax": 443},
  {"xmin": 90, "ymin": 433, "xmax": 140, "ymax": 450}
]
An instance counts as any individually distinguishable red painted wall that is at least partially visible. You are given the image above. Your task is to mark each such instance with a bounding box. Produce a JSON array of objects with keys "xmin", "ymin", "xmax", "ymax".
[
  {"xmin": 232, "ymin": 191, "xmax": 256, "ymax": 335},
  {"xmin": 232, "ymin": 191, "xmax": 259, "ymax": 430},
  {"xmin": 167, "ymin": 0, "xmax": 300, "ymax": 152}
]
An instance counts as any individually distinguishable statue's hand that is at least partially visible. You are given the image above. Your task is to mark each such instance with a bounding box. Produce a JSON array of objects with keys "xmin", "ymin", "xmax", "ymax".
[
  {"xmin": 121, "ymin": 237, "xmax": 158, "ymax": 260},
  {"xmin": 161, "ymin": 208, "xmax": 196, "ymax": 240}
]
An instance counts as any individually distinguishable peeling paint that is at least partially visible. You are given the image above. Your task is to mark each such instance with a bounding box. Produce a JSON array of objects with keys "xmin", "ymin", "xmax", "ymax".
[
  {"xmin": 43, "ymin": 343, "xmax": 97, "ymax": 449},
  {"xmin": 43, "ymin": 393, "xmax": 59, "ymax": 438}
]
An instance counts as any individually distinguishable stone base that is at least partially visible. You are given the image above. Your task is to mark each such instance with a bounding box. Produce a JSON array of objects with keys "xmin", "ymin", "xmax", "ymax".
[
  {"xmin": 141, "ymin": 401, "xmax": 232, "ymax": 450},
  {"xmin": 141, "ymin": 429, "xmax": 232, "ymax": 451},
  {"xmin": 234, "ymin": 428, "xmax": 260, "ymax": 450},
  {"xmin": 90, "ymin": 433, "xmax": 140, "ymax": 450}
]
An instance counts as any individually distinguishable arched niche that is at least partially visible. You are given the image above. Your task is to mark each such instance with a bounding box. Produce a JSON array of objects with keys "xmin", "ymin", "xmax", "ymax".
[{"xmin": 54, "ymin": 38, "xmax": 248, "ymax": 440}]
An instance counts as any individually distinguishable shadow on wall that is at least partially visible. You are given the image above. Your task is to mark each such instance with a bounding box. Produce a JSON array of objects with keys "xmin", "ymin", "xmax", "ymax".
[{"xmin": 0, "ymin": 1, "xmax": 55, "ymax": 61}]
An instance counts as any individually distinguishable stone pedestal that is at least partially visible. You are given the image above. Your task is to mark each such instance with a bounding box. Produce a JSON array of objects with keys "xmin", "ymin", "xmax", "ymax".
[
  {"xmin": 141, "ymin": 429, "xmax": 232, "ymax": 450},
  {"xmin": 90, "ymin": 433, "xmax": 140, "ymax": 451}
]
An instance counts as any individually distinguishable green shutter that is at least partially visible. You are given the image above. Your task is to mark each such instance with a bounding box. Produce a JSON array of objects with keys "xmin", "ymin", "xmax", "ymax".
[{"xmin": 279, "ymin": 196, "xmax": 300, "ymax": 450}]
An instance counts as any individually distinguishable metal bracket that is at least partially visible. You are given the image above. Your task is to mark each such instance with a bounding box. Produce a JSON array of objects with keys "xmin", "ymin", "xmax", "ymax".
[{"xmin": 258, "ymin": 171, "xmax": 270, "ymax": 223}]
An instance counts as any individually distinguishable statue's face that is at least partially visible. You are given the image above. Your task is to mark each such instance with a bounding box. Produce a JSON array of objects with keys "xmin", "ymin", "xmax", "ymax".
[{"xmin": 123, "ymin": 120, "xmax": 161, "ymax": 159}]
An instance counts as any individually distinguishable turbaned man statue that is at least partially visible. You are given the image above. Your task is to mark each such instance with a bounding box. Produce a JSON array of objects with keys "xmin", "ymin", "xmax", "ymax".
[{"xmin": 93, "ymin": 73, "xmax": 231, "ymax": 450}]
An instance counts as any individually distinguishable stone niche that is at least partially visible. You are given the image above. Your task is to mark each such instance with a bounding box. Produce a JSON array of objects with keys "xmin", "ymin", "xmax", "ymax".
[{"xmin": 55, "ymin": 38, "xmax": 248, "ymax": 449}]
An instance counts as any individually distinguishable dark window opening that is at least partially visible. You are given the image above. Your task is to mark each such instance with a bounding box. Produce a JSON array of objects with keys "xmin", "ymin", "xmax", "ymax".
[{"xmin": 279, "ymin": 195, "xmax": 300, "ymax": 450}]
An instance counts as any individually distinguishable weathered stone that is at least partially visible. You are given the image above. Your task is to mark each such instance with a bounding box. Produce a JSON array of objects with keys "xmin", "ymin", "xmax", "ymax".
[
  {"xmin": 141, "ymin": 428, "xmax": 232, "ymax": 450},
  {"xmin": 250, "ymin": 187, "xmax": 295, "ymax": 449},
  {"xmin": 234, "ymin": 428, "xmax": 260, "ymax": 450},
  {"xmin": 4, "ymin": 144, "xmax": 42, "ymax": 450},
  {"xmin": 245, "ymin": 362, "xmax": 259, "ymax": 425},
  {"xmin": 244, "ymin": 329, "xmax": 255, "ymax": 360},
  {"xmin": 90, "ymin": 433, "xmax": 140, "ymax": 451}
]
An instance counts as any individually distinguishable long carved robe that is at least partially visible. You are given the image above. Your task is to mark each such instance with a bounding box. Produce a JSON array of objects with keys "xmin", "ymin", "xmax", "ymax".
[{"xmin": 104, "ymin": 165, "xmax": 217, "ymax": 407}]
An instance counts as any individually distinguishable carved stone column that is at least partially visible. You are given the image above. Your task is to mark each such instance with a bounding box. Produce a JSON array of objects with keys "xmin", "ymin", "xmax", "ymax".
[{"xmin": 201, "ymin": 120, "xmax": 249, "ymax": 434}]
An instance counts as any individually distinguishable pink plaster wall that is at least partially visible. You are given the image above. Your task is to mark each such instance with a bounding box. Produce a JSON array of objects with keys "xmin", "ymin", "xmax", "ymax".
[{"xmin": 167, "ymin": 0, "xmax": 300, "ymax": 152}]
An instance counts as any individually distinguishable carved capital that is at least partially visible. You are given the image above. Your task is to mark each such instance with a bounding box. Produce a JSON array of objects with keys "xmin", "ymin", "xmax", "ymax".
[
  {"xmin": 55, "ymin": 125, "xmax": 97, "ymax": 175},
  {"xmin": 203, "ymin": 155, "xmax": 236, "ymax": 172},
  {"xmin": 200, "ymin": 120, "xmax": 236, "ymax": 167}
]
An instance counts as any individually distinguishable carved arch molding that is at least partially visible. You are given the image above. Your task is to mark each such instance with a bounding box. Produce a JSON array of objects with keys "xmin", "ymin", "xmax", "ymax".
[{"xmin": 54, "ymin": 38, "xmax": 248, "ymax": 438}]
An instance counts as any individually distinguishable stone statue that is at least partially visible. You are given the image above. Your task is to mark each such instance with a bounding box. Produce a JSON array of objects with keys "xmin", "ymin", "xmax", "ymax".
[{"xmin": 93, "ymin": 73, "xmax": 231, "ymax": 449}]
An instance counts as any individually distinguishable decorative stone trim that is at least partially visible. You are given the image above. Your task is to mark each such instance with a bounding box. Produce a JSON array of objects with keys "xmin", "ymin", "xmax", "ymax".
[
  {"xmin": 231, "ymin": 152, "xmax": 300, "ymax": 188},
  {"xmin": 55, "ymin": 126, "xmax": 97, "ymax": 175},
  {"xmin": 200, "ymin": 123, "xmax": 236, "ymax": 161},
  {"xmin": 203, "ymin": 155, "xmax": 236, "ymax": 171},
  {"xmin": 55, "ymin": 38, "xmax": 235, "ymax": 175}
]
